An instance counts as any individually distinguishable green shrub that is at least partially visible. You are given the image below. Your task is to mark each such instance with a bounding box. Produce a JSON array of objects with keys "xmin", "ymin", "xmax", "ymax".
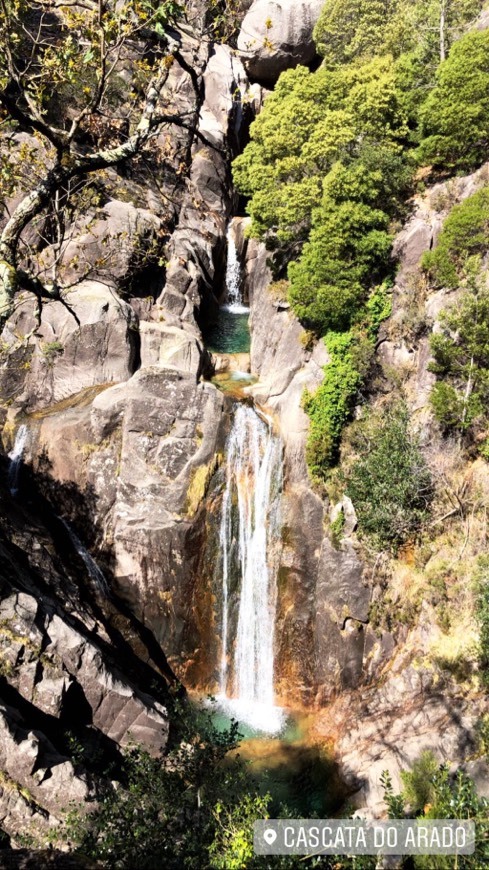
[
  {"xmin": 41, "ymin": 340, "xmax": 64, "ymax": 362},
  {"xmin": 422, "ymin": 186, "xmax": 489, "ymax": 289},
  {"xmin": 418, "ymin": 29, "xmax": 489, "ymax": 172},
  {"xmin": 288, "ymin": 196, "xmax": 393, "ymax": 335},
  {"xmin": 303, "ymin": 284, "xmax": 392, "ymax": 481},
  {"xmin": 330, "ymin": 510, "xmax": 346, "ymax": 549},
  {"xmin": 303, "ymin": 331, "xmax": 361, "ymax": 480},
  {"xmin": 62, "ymin": 705, "xmax": 269, "ymax": 869},
  {"xmin": 400, "ymin": 750, "xmax": 439, "ymax": 812},
  {"xmin": 346, "ymin": 403, "xmax": 434, "ymax": 551},
  {"xmin": 383, "ymin": 757, "xmax": 489, "ymax": 868},
  {"xmin": 474, "ymin": 556, "xmax": 489, "ymax": 682}
]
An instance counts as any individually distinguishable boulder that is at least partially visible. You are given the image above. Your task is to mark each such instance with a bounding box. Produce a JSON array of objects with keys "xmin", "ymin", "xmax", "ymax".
[
  {"xmin": 37, "ymin": 199, "xmax": 163, "ymax": 292},
  {"xmin": 237, "ymin": 0, "xmax": 324, "ymax": 86},
  {"xmin": 0, "ymin": 281, "xmax": 138, "ymax": 412},
  {"xmin": 139, "ymin": 322, "xmax": 205, "ymax": 377}
]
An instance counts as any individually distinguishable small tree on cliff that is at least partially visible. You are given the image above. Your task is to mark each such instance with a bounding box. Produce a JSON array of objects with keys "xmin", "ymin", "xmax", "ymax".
[{"xmin": 0, "ymin": 0, "xmax": 214, "ymax": 327}]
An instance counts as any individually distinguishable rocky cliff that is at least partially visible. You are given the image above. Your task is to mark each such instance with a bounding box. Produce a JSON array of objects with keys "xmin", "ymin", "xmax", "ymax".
[{"xmin": 0, "ymin": 0, "xmax": 488, "ymax": 850}]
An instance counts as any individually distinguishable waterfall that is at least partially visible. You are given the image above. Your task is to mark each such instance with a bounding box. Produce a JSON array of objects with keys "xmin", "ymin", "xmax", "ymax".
[
  {"xmin": 222, "ymin": 224, "xmax": 249, "ymax": 315},
  {"xmin": 217, "ymin": 403, "xmax": 284, "ymax": 733},
  {"xmin": 8, "ymin": 424, "xmax": 28, "ymax": 497},
  {"xmin": 59, "ymin": 517, "xmax": 109, "ymax": 597}
]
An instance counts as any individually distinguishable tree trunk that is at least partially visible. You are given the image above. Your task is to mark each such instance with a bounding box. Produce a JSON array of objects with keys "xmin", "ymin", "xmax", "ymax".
[{"xmin": 440, "ymin": 0, "xmax": 447, "ymax": 62}]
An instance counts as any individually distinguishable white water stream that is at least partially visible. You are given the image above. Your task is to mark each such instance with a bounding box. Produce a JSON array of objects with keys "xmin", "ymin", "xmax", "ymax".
[
  {"xmin": 58, "ymin": 517, "xmax": 109, "ymax": 597},
  {"xmin": 217, "ymin": 404, "xmax": 284, "ymax": 733},
  {"xmin": 8, "ymin": 424, "xmax": 28, "ymax": 496},
  {"xmin": 222, "ymin": 224, "xmax": 249, "ymax": 314}
]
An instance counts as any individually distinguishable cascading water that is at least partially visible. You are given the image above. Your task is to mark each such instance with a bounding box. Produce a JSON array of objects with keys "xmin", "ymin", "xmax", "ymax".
[
  {"xmin": 8, "ymin": 424, "xmax": 28, "ymax": 497},
  {"xmin": 222, "ymin": 227, "xmax": 249, "ymax": 315},
  {"xmin": 205, "ymin": 222, "xmax": 250, "ymax": 355},
  {"xmin": 217, "ymin": 403, "xmax": 284, "ymax": 734},
  {"xmin": 58, "ymin": 518, "xmax": 109, "ymax": 597}
]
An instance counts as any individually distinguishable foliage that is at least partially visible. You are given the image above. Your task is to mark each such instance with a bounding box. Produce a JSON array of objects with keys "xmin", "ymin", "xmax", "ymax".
[
  {"xmin": 63, "ymin": 704, "xmax": 269, "ymax": 869},
  {"xmin": 424, "ymin": 191, "xmax": 489, "ymax": 444},
  {"xmin": 418, "ymin": 29, "xmax": 489, "ymax": 172},
  {"xmin": 382, "ymin": 756, "xmax": 489, "ymax": 869},
  {"xmin": 345, "ymin": 403, "xmax": 434, "ymax": 550},
  {"xmin": 427, "ymin": 281, "xmax": 489, "ymax": 442},
  {"xmin": 233, "ymin": 55, "xmax": 410, "ymax": 275},
  {"xmin": 422, "ymin": 187, "xmax": 489, "ymax": 289},
  {"xmin": 314, "ymin": 0, "xmax": 405, "ymax": 67},
  {"xmin": 303, "ymin": 331, "xmax": 362, "ymax": 480},
  {"xmin": 209, "ymin": 792, "xmax": 270, "ymax": 869},
  {"xmin": 233, "ymin": 0, "xmax": 487, "ymax": 477},
  {"xmin": 400, "ymin": 750, "xmax": 440, "ymax": 813},
  {"xmin": 303, "ymin": 284, "xmax": 391, "ymax": 481},
  {"xmin": 313, "ymin": 0, "xmax": 483, "ymax": 71},
  {"xmin": 0, "ymin": 0, "xmax": 205, "ymax": 325},
  {"xmin": 380, "ymin": 770, "xmax": 406, "ymax": 819},
  {"xmin": 473, "ymin": 556, "xmax": 489, "ymax": 682},
  {"xmin": 330, "ymin": 510, "xmax": 346, "ymax": 549},
  {"xmin": 287, "ymin": 191, "xmax": 394, "ymax": 334}
]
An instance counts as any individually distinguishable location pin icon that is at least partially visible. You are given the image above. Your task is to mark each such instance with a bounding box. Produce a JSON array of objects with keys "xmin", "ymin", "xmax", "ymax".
[{"xmin": 264, "ymin": 828, "xmax": 277, "ymax": 845}]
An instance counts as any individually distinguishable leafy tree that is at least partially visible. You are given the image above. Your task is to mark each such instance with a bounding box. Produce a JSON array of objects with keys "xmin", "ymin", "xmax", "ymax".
[
  {"xmin": 418, "ymin": 29, "xmax": 489, "ymax": 172},
  {"xmin": 233, "ymin": 56, "xmax": 409, "ymax": 250},
  {"xmin": 314, "ymin": 0, "xmax": 483, "ymax": 100},
  {"xmin": 234, "ymin": 56, "xmax": 410, "ymax": 335},
  {"xmin": 346, "ymin": 403, "xmax": 434, "ymax": 551},
  {"xmin": 0, "ymin": 0, "xmax": 214, "ymax": 327},
  {"xmin": 288, "ymin": 194, "xmax": 393, "ymax": 334},
  {"xmin": 428, "ymin": 282, "xmax": 489, "ymax": 442},
  {"xmin": 63, "ymin": 705, "xmax": 269, "ymax": 869},
  {"xmin": 313, "ymin": 0, "xmax": 404, "ymax": 68}
]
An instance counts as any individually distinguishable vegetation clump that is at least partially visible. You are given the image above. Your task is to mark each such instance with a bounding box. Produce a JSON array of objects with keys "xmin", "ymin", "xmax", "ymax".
[
  {"xmin": 63, "ymin": 705, "xmax": 269, "ymax": 869},
  {"xmin": 233, "ymin": 0, "xmax": 488, "ymax": 483},
  {"xmin": 345, "ymin": 403, "xmax": 434, "ymax": 551},
  {"xmin": 418, "ymin": 29, "xmax": 489, "ymax": 173},
  {"xmin": 422, "ymin": 186, "xmax": 489, "ymax": 289}
]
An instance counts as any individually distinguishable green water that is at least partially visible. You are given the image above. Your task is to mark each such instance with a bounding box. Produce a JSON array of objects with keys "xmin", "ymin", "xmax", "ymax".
[
  {"xmin": 205, "ymin": 309, "xmax": 250, "ymax": 354},
  {"xmin": 202, "ymin": 701, "xmax": 346, "ymax": 817}
]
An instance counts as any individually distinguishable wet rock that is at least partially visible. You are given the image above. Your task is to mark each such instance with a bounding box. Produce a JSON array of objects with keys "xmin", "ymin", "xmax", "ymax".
[
  {"xmin": 156, "ymin": 44, "xmax": 260, "ymax": 333},
  {"xmin": 239, "ymin": 219, "xmax": 371, "ymax": 704}
]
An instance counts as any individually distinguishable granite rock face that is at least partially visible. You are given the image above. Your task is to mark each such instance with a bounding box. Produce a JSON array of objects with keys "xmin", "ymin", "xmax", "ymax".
[
  {"xmin": 0, "ymin": 281, "xmax": 138, "ymax": 412},
  {"xmin": 0, "ymin": 467, "xmax": 172, "ymax": 845},
  {"xmin": 314, "ymin": 612, "xmax": 489, "ymax": 817},
  {"xmin": 0, "ymin": 6, "xmax": 254, "ymax": 844},
  {"xmin": 238, "ymin": 0, "xmax": 324, "ymax": 85}
]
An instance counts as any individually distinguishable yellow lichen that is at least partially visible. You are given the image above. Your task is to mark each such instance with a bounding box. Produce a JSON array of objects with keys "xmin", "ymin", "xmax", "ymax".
[{"xmin": 185, "ymin": 457, "xmax": 219, "ymax": 517}]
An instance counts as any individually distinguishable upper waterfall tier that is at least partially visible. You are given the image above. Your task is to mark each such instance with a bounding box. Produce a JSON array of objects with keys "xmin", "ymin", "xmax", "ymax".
[
  {"xmin": 205, "ymin": 222, "xmax": 250, "ymax": 355},
  {"xmin": 222, "ymin": 225, "xmax": 249, "ymax": 314}
]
